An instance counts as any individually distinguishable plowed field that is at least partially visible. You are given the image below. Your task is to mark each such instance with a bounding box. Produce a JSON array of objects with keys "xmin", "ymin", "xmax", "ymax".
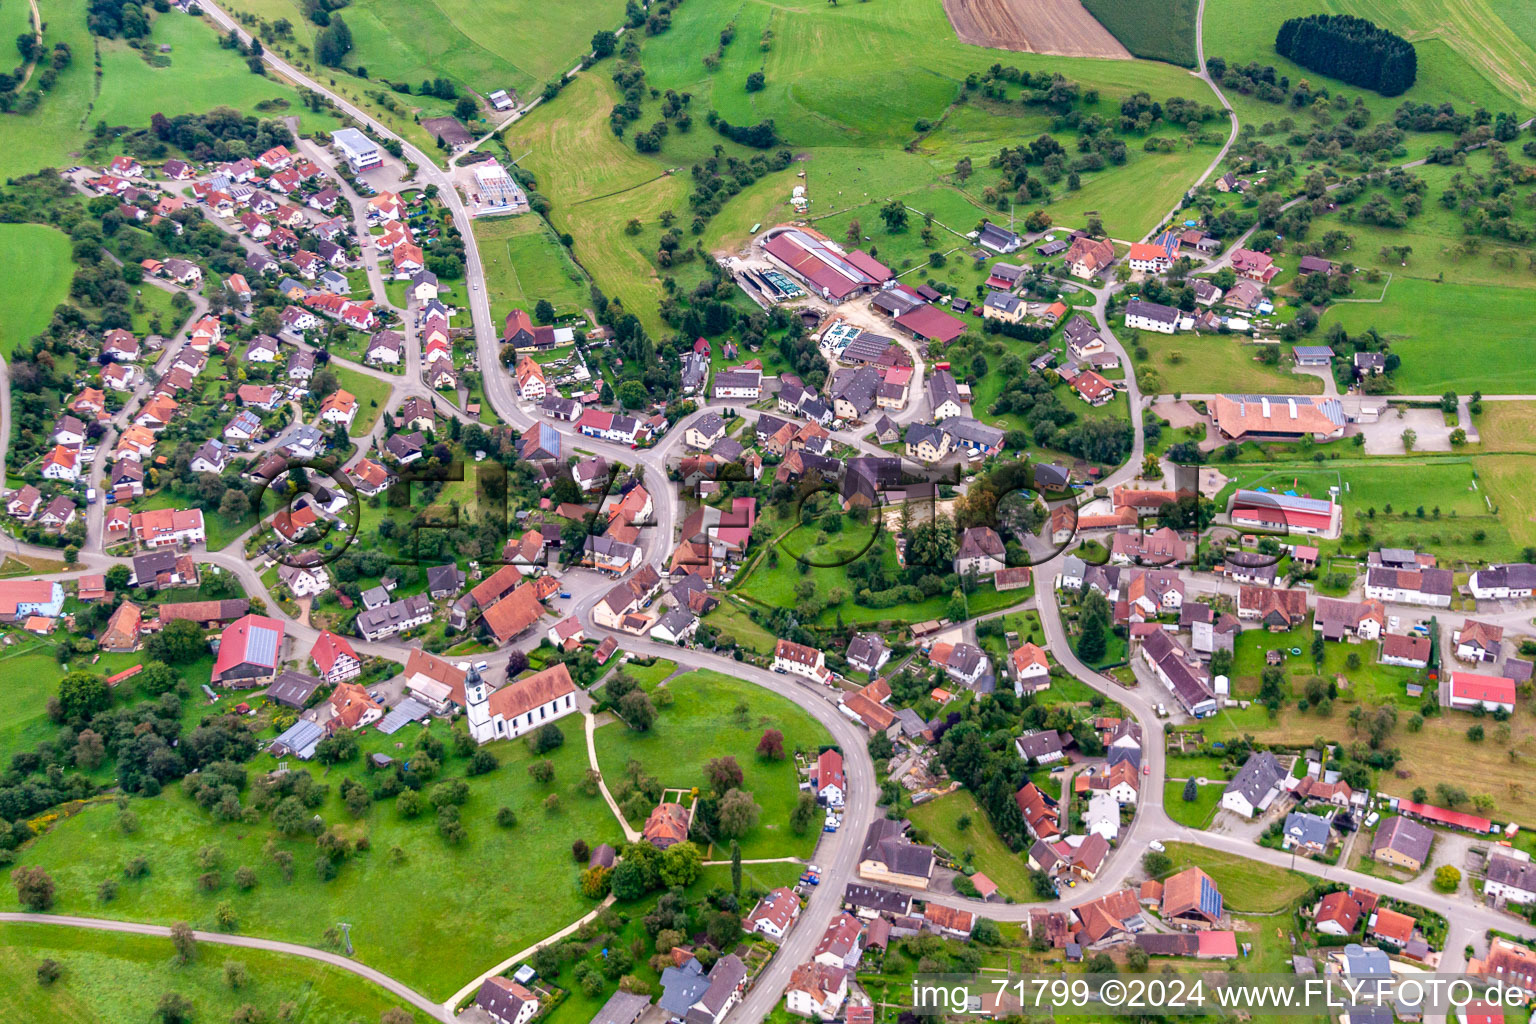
[{"xmin": 941, "ymin": 0, "xmax": 1131, "ymax": 58}]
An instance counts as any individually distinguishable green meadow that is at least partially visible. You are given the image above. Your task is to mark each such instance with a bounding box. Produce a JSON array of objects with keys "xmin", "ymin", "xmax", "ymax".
[
  {"xmin": 0, "ymin": 223, "xmax": 72, "ymax": 356},
  {"xmin": 0, "ymin": 922, "xmax": 429, "ymax": 1023}
]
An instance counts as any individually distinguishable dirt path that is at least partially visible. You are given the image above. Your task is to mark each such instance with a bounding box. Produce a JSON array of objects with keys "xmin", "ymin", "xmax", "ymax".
[{"xmin": 15, "ymin": 0, "xmax": 42, "ymax": 90}]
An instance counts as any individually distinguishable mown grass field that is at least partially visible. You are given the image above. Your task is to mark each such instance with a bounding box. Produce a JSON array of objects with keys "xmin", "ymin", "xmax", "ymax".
[
  {"xmin": 1474, "ymin": 403, "xmax": 1536, "ymax": 453},
  {"xmin": 907, "ymin": 789, "xmax": 1039, "ymax": 902},
  {"xmin": 93, "ymin": 13, "xmax": 341, "ymax": 132},
  {"xmin": 1160, "ymin": 843, "xmax": 1311, "ymax": 912},
  {"xmin": 1202, "ymin": 0, "xmax": 1532, "ymax": 119},
  {"xmin": 1135, "ymin": 333, "xmax": 1320, "ymax": 396},
  {"xmin": 1081, "ymin": 0, "xmax": 1198, "ymax": 67},
  {"xmin": 473, "ymin": 215, "xmax": 593, "ymax": 323},
  {"xmin": 592, "ymin": 669, "xmax": 830, "ymax": 861},
  {"xmin": 3, "ymin": 737, "xmax": 620, "ymax": 1001},
  {"xmin": 0, "ymin": 922, "xmax": 429, "ymax": 1023},
  {"xmin": 225, "ymin": 0, "xmax": 623, "ymax": 98},
  {"xmin": 0, "ymin": 223, "xmax": 72, "ymax": 357}
]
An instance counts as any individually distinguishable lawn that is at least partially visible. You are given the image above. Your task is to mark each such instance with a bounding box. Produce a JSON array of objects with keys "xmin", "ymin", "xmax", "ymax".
[
  {"xmin": 592, "ymin": 669, "xmax": 831, "ymax": 860},
  {"xmin": 473, "ymin": 215, "xmax": 593, "ymax": 324},
  {"xmin": 2, "ymin": 738, "xmax": 622, "ymax": 1002},
  {"xmin": 1162, "ymin": 779, "xmax": 1224, "ymax": 829},
  {"xmin": 1322, "ymin": 279, "xmax": 1536, "ymax": 395},
  {"xmin": 1160, "ymin": 842, "xmax": 1311, "ymax": 912},
  {"xmin": 0, "ymin": 922, "xmax": 430, "ymax": 1023},
  {"xmin": 0, "ymin": 224, "xmax": 72, "ymax": 357},
  {"xmin": 622, "ymin": 657, "xmax": 678, "ymax": 689},
  {"xmin": 1134, "ymin": 333, "xmax": 1320, "ymax": 396},
  {"xmin": 329, "ymin": 366, "xmax": 392, "ymax": 437},
  {"xmin": 129, "ymin": 284, "xmax": 191, "ymax": 340},
  {"xmin": 906, "ymin": 790, "xmax": 1038, "ymax": 902},
  {"xmin": 1080, "ymin": 0, "xmax": 1198, "ymax": 66}
]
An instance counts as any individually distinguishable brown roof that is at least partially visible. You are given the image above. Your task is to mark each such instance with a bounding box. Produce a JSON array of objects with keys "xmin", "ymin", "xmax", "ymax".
[
  {"xmin": 482, "ymin": 582, "xmax": 545, "ymax": 644},
  {"xmin": 1239, "ymin": 585, "xmax": 1308, "ymax": 625},
  {"xmin": 1382, "ymin": 632, "xmax": 1432, "ymax": 663},
  {"xmin": 1459, "ymin": 619, "xmax": 1505, "ymax": 652},
  {"xmin": 158, "ymin": 599, "xmax": 249, "ymax": 624},
  {"xmin": 643, "ymin": 802, "xmax": 690, "ymax": 846},
  {"xmin": 469, "ymin": 564, "xmax": 523, "ymax": 608},
  {"xmin": 487, "ymin": 663, "xmax": 575, "ymax": 722},
  {"xmin": 1162, "ymin": 866, "xmax": 1220, "ymax": 922},
  {"xmin": 922, "ymin": 903, "xmax": 975, "ymax": 934},
  {"xmin": 844, "ymin": 691, "xmax": 894, "ymax": 731},
  {"xmin": 1316, "ymin": 891, "xmax": 1362, "ymax": 932},
  {"xmin": 404, "ymin": 647, "xmax": 468, "ymax": 705}
]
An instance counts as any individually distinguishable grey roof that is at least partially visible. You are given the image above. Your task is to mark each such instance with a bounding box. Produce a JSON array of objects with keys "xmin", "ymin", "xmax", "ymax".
[
  {"xmin": 377, "ymin": 696, "xmax": 431, "ymax": 734},
  {"xmin": 659, "ymin": 958, "xmax": 711, "ymax": 1017},
  {"xmin": 1016, "ymin": 730, "xmax": 1066, "ymax": 762},
  {"xmin": 894, "ymin": 707, "xmax": 926, "ymax": 737},
  {"xmin": 978, "ymin": 223, "xmax": 1020, "ymax": 249},
  {"xmin": 842, "ymin": 882, "xmax": 910, "ymax": 915},
  {"xmin": 653, "ymin": 606, "xmax": 697, "ymax": 637},
  {"xmin": 906, "ymin": 422, "xmax": 945, "ymax": 450},
  {"xmin": 589, "ymin": 988, "xmax": 651, "ymax": 1024},
  {"xmin": 926, "ymin": 369, "xmax": 962, "ymax": 414},
  {"xmin": 267, "ymin": 670, "xmax": 322, "ymax": 709},
  {"xmin": 984, "ymin": 290, "xmax": 1023, "ymax": 315},
  {"xmin": 846, "ymin": 633, "xmax": 887, "ymax": 670},
  {"xmin": 859, "ymin": 818, "xmax": 934, "ymax": 877},
  {"xmin": 1283, "ymin": 811, "xmax": 1331, "ymax": 847},
  {"xmin": 1486, "ymin": 852, "xmax": 1536, "ymax": 893},
  {"xmin": 1223, "ymin": 751, "xmax": 1287, "ymax": 808},
  {"xmin": 941, "ymin": 416, "xmax": 1005, "ymax": 450},
  {"xmin": 1371, "ymin": 815, "xmax": 1433, "ymax": 865},
  {"xmin": 1339, "ymin": 943, "xmax": 1392, "ymax": 977},
  {"xmin": 269, "ymin": 719, "xmax": 323, "ymax": 759},
  {"xmin": 1062, "ymin": 555, "xmax": 1086, "ymax": 578},
  {"xmin": 427, "ymin": 563, "xmax": 463, "ymax": 595},
  {"xmin": 1126, "ymin": 297, "xmax": 1180, "ymax": 325}
]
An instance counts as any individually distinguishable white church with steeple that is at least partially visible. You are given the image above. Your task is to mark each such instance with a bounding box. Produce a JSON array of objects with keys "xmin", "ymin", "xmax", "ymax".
[{"xmin": 466, "ymin": 662, "xmax": 579, "ymax": 745}]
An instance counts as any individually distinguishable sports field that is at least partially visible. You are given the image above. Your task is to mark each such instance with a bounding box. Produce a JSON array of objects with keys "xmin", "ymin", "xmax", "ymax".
[
  {"xmin": 473, "ymin": 215, "xmax": 593, "ymax": 323},
  {"xmin": 0, "ymin": 223, "xmax": 71, "ymax": 356}
]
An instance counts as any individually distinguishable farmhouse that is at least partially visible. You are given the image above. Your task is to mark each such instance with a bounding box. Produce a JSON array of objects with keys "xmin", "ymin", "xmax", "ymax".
[
  {"xmin": 1371, "ymin": 816, "xmax": 1433, "ymax": 872},
  {"xmin": 1364, "ymin": 566, "xmax": 1454, "ymax": 607},
  {"xmin": 211, "ymin": 614, "xmax": 286, "ymax": 687},
  {"xmin": 1469, "ymin": 563, "xmax": 1536, "ymax": 600},
  {"xmin": 1064, "ymin": 237, "xmax": 1114, "ymax": 279}
]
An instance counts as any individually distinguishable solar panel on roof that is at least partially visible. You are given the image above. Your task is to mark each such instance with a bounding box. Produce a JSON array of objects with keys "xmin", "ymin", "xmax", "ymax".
[
  {"xmin": 246, "ymin": 624, "xmax": 280, "ymax": 667},
  {"xmin": 377, "ymin": 697, "xmax": 431, "ymax": 734}
]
